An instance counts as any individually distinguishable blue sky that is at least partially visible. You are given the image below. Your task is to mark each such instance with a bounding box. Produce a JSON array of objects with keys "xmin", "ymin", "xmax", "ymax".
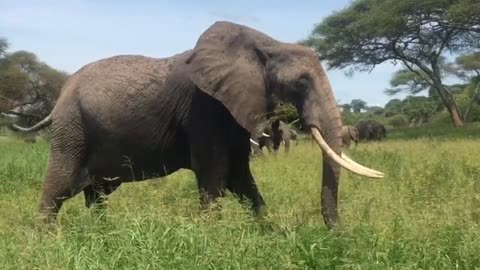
[{"xmin": 0, "ymin": 0, "xmax": 405, "ymax": 106}]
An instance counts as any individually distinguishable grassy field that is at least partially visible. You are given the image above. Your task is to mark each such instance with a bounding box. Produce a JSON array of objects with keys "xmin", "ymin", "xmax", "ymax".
[{"xmin": 1, "ymin": 132, "xmax": 480, "ymax": 269}]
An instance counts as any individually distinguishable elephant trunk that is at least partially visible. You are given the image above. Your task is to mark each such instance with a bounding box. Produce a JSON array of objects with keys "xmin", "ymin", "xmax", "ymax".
[
  {"xmin": 301, "ymin": 70, "xmax": 343, "ymax": 229},
  {"xmin": 303, "ymin": 69, "xmax": 383, "ymax": 229}
]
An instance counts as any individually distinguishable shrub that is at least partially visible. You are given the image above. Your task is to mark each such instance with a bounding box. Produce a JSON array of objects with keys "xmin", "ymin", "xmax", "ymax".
[{"xmin": 386, "ymin": 114, "xmax": 409, "ymax": 128}]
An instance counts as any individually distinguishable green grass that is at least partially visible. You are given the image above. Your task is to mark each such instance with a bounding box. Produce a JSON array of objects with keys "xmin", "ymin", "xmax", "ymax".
[{"xmin": 1, "ymin": 133, "xmax": 480, "ymax": 269}]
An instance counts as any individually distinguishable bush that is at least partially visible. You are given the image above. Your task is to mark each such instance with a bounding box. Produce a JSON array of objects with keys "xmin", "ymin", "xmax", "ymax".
[
  {"xmin": 386, "ymin": 114, "xmax": 409, "ymax": 127},
  {"xmin": 429, "ymin": 111, "xmax": 453, "ymax": 126}
]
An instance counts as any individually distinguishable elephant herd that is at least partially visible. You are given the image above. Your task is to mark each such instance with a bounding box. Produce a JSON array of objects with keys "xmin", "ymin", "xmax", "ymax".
[
  {"xmin": 341, "ymin": 119, "xmax": 387, "ymax": 148},
  {"xmin": 250, "ymin": 119, "xmax": 298, "ymax": 156},
  {"xmin": 7, "ymin": 21, "xmax": 385, "ymax": 229}
]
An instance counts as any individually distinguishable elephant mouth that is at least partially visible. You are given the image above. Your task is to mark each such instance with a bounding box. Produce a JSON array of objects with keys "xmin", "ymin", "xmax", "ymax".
[{"xmin": 310, "ymin": 127, "xmax": 384, "ymax": 178}]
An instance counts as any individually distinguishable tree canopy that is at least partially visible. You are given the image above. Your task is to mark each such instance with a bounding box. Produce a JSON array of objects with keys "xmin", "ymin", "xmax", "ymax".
[
  {"xmin": 308, "ymin": 0, "xmax": 480, "ymax": 127},
  {"xmin": 0, "ymin": 38, "xmax": 7, "ymax": 58},
  {"xmin": 0, "ymin": 49, "xmax": 68, "ymax": 124},
  {"xmin": 454, "ymin": 53, "xmax": 480, "ymax": 120},
  {"xmin": 350, "ymin": 99, "xmax": 367, "ymax": 113}
]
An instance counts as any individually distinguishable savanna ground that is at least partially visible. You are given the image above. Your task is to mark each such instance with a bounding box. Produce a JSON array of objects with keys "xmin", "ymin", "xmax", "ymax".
[{"xmin": 1, "ymin": 125, "xmax": 480, "ymax": 269}]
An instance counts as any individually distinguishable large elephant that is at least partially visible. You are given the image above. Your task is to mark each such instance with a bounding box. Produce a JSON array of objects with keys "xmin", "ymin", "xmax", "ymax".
[
  {"xmin": 355, "ymin": 120, "xmax": 386, "ymax": 142},
  {"xmin": 341, "ymin": 125, "xmax": 359, "ymax": 148},
  {"xmin": 12, "ymin": 21, "xmax": 383, "ymax": 229},
  {"xmin": 250, "ymin": 119, "xmax": 298, "ymax": 155}
]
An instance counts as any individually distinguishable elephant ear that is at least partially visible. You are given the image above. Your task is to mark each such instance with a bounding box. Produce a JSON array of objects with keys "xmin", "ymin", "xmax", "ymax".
[
  {"xmin": 348, "ymin": 127, "xmax": 358, "ymax": 139},
  {"xmin": 186, "ymin": 21, "xmax": 278, "ymax": 136},
  {"xmin": 347, "ymin": 127, "xmax": 354, "ymax": 138}
]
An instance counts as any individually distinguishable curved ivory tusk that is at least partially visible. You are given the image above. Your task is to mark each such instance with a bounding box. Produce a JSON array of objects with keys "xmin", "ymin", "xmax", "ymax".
[
  {"xmin": 311, "ymin": 128, "xmax": 384, "ymax": 178},
  {"xmin": 250, "ymin": 138, "xmax": 259, "ymax": 146},
  {"xmin": 341, "ymin": 153, "xmax": 384, "ymax": 176},
  {"xmin": 262, "ymin": 132, "xmax": 270, "ymax": 137}
]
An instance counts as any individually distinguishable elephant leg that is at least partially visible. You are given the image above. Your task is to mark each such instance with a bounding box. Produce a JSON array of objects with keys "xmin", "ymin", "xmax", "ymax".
[
  {"xmin": 84, "ymin": 185, "xmax": 105, "ymax": 208},
  {"xmin": 227, "ymin": 137, "xmax": 265, "ymax": 215},
  {"xmin": 284, "ymin": 139, "xmax": 290, "ymax": 154},
  {"xmin": 191, "ymin": 146, "xmax": 229, "ymax": 208},
  {"xmin": 265, "ymin": 139, "xmax": 274, "ymax": 154},
  {"xmin": 83, "ymin": 180, "xmax": 121, "ymax": 207},
  {"xmin": 189, "ymin": 100, "xmax": 230, "ymax": 208},
  {"xmin": 83, "ymin": 180, "xmax": 122, "ymax": 216},
  {"xmin": 345, "ymin": 139, "xmax": 351, "ymax": 148},
  {"xmin": 251, "ymin": 141, "xmax": 264, "ymax": 157},
  {"xmin": 37, "ymin": 149, "xmax": 89, "ymax": 222}
]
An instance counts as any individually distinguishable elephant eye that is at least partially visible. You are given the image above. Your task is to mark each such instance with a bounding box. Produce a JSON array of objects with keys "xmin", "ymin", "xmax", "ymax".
[{"xmin": 295, "ymin": 75, "xmax": 310, "ymax": 90}]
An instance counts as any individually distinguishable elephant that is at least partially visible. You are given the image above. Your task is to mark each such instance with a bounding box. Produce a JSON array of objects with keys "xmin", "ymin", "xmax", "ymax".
[
  {"xmin": 11, "ymin": 21, "xmax": 383, "ymax": 229},
  {"xmin": 341, "ymin": 125, "xmax": 359, "ymax": 148},
  {"xmin": 250, "ymin": 119, "xmax": 298, "ymax": 156},
  {"xmin": 355, "ymin": 120, "xmax": 386, "ymax": 142},
  {"xmin": 250, "ymin": 133, "xmax": 270, "ymax": 157}
]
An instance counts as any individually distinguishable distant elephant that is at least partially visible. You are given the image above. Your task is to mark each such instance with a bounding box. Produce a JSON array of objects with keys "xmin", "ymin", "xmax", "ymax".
[
  {"xmin": 250, "ymin": 119, "xmax": 298, "ymax": 155},
  {"xmin": 355, "ymin": 120, "xmax": 386, "ymax": 142},
  {"xmin": 290, "ymin": 128, "xmax": 298, "ymax": 145},
  {"xmin": 11, "ymin": 21, "xmax": 383, "ymax": 229},
  {"xmin": 341, "ymin": 125, "xmax": 359, "ymax": 148},
  {"xmin": 249, "ymin": 132, "xmax": 272, "ymax": 157}
]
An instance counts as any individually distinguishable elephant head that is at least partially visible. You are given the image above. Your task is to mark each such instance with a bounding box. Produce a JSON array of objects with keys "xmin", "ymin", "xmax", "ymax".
[
  {"xmin": 271, "ymin": 120, "xmax": 295, "ymax": 153},
  {"xmin": 341, "ymin": 125, "xmax": 359, "ymax": 148},
  {"xmin": 186, "ymin": 22, "xmax": 383, "ymax": 228},
  {"xmin": 250, "ymin": 119, "xmax": 295, "ymax": 154}
]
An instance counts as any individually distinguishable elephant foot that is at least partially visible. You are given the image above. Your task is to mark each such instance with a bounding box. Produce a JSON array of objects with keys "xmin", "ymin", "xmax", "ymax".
[
  {"xmin": 36, "ymin": 209, "xmax": 58, "ymax": 226},
  {"xmin": 252, "ymin": 203, "xmax": 267, "ymax": 218},
  {"xmin": 321, "ymin": 210, "xmax": 342, "ymax": 230}
]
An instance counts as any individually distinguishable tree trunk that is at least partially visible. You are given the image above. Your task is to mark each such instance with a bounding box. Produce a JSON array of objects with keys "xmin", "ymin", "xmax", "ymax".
[
  {"xmin": 433, "ymin": 82, "xmax": 464, "ymax": 127},
  {"xmin": 428, "ymin": 59, "xmax": 464, "ymax": 127},
  {"xmin": 445, "ymin": 97, "xmax": 464, "ymax": 127},
  {"xmin": 463, "ymin": 83, "xmax": 480, "ymax": 122}
]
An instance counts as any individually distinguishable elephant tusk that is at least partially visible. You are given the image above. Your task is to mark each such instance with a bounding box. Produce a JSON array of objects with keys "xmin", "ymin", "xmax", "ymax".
[
  {"xmin": 250, "ymin": 138, "xmax": 259, "ymax": 146},
  {"xmin": 341, "ymin": 153, "xmax": 384, "ymax": 176},
  {"xmin": 311, "ymin": 128, "xmax": 384, "ymax": 178},
  {"xmin": 262, "ymin": 132, "xmax": 270, "ymax": 137}
]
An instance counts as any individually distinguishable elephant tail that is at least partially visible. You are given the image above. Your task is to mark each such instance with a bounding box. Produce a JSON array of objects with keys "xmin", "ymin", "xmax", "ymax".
[{"xmin": 9, "ymin": 114, "xmax": 52, "ymax": 133}]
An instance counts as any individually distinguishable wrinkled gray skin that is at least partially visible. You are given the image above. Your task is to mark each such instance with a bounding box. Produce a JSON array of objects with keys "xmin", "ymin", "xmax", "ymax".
[
  {"xmin": 341, "ymin": 125, "xmax": 359, "ymax": 148},
  {"xmin": 251, "ymin": 120, "xmax": 298, "ymax": 155},
  {"xmin": 13, "ymin": 21, "xmax": 344, "ymax": 229}
]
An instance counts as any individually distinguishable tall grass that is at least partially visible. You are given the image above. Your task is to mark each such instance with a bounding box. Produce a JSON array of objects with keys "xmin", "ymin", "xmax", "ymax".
[{"xmin": 0, "ymin": 134, "xmax": 479, "ymax": 269}]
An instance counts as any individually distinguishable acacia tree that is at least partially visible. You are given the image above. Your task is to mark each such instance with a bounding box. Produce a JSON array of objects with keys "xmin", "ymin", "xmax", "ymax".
[
  {"xmin": 350, "ymin": 99, "xmax": 367, "ymax": 113},
  {"xmin": 401, "ymin": 96, "xmax": 437, "ymax": 126},
  {"xmin": 340, "ymin": 103, "xmax": 352, "ymax": 113},
  {"xmin": 307, "ymin": 0, "xmax": 480, "ymax": 127},
  {"xmin": 0, "ymin": 50, "xmax": 68, "ymax": 123},
  {"xmin": 0, "ymin": 38, "xmax": 7, "ymax": 58},
  {"xmin": 455, "ymin": 53, "xmax": 480, "ymax": 120},
  {"xmin": 384, "ymin": 99, "xmax": 402, "ymax": 117}
]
